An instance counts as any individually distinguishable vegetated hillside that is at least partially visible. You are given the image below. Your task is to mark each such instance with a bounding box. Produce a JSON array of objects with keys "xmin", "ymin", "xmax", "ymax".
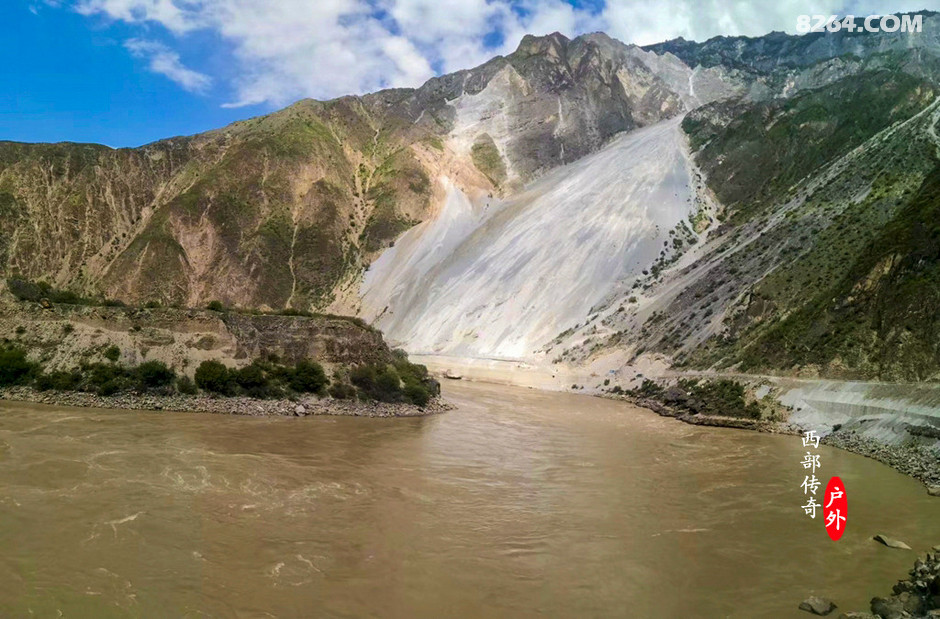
[
  {"xmin": 0, "ymin": 99, "xmax": 437, "ymax": 312},
  {"xmin": 737, "ymin": 162, "xmax": 940, "ymax": 381},
  {"xmin": 615, "ymin": 61, "xmax": 940, "ymax": 381},
  {"xmin": 683, "ymin": 68, "xmax": 937, "ymax": 221},
  {"xmin": 0, "ymin": 31, "xmax": 706, "ymax": 313}
]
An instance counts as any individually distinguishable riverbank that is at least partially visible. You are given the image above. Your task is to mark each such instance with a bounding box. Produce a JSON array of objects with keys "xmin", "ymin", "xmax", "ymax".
[
  {"xmin": 609, "ymin": 393, "xmax": 785, "ymax": 432},
  {"xmin": 609, "ymin": 392, "xmax": 940, "ymax": 492},
  {"xmin": 839, "ymin": 548, "xmax": 940, "ymax": 618},
  {"xmin": 0, "ymin": 386, "xmax": 451, "ymax": 418},
  {"xmin": 823, "ymin": 430, "xmax": 940, "ymax": 490}
]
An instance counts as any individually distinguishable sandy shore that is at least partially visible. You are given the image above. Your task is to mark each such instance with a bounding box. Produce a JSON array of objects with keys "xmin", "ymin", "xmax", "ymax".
[{"xmin": 0, "ymin": 386, "xmax": 451, "ymax": 418}]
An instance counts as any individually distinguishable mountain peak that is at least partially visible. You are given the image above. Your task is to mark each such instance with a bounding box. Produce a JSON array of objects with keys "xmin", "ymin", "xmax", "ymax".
[{"xmin": 514, "ymin": 31, "xmax": 570, "ymax": 57}]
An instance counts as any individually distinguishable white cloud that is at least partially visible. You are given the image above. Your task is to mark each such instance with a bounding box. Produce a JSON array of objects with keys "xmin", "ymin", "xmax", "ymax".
[
  {"xmin": 601, "ymin": 0, "xmax": 847, "ymax": 46},
  {"xmin": 124, "ymin": 38, "xmax": 212, "ymax": 92},
  {"xmin": 67, "ymin": 0, "xmax": 940, "ymax": 106}
]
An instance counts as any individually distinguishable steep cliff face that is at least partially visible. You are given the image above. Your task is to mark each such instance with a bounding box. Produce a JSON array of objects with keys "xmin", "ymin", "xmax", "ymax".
[{"xmin": 0, "ymin": 31, "xmax": 720, "ymax": 313}]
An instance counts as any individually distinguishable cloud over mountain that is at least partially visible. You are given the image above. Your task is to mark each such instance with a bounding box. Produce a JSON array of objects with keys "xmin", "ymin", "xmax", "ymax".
[{"xmin": 67, "ymin": 0, "xmax": 940, "ymax": 106}]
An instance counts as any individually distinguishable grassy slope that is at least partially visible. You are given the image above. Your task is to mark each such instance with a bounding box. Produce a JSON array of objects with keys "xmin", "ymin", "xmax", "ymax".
[
  {"xmin": 738, "ymin": 163, "xmax": 940, "ymax": 381},
  {"xmin": 0, "ymin": 98, "xmax": 436, "ymax": 311},
  {"xmin": 674, "ymin": 68, "xmax": 940, "ymax": 380}
]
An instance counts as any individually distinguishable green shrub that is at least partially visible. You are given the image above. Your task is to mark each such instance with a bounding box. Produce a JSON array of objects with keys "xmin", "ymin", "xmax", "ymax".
[
  {"xmin": 403, "ymin": 382, "xmax": 430, "ymax": 407},
  {"xmin": 135, "ymin": 361, "xmax": 176, "ymax": 391},
  {"xmin": 84, "ymin": 362, "xmax": 132, "ymax": 395},
  {"xmin": 235, "ymin": 363, "xmax": 267, "ymax": 389},
  {"xmin": 235, "ymin": 362, "xmax": 275, "ymax": 398},
  {"xmin": 206, "ymin": 301, "xmax": 224, "ymax": 312},
  {"xmin": 97, "ymin": 379, "xmax": 122, "ymax": 396},
  {"xmin": 103, "ymin": 345, "xmax": 121, "ymax": 363},
  {"xmin": 351, "ymin": 355, "xmax": 438, "ymax": 405},
  {"xmin": 289, "ymin": 360, "xmax": 329, "ymax": 394},
  {"xmin": 351, "ymin": 363, "xmax": 402, "ymax": 402},
  {"xmin": 6, "ymin": 278, "xmax": 45, "ymax": 302},
  {"xmin": 176, "ymin": 375, "xmax": 198, "ymax": 395},
  {"xmin": 6, "ymin": 277, "xmax": 93, "ymax": 306},
  {"xmin": 195, "ymin": 360, "xmax": 233, "ymax": 395},
  {"xmin": 277, "ymin": 307, "xmax": 312, "ymax": 317},
  {"xmin": 0, "ymin": 346, "xmax": 34, "ymax": 387},
  {"xmin": 35, "ymin": 369, "xmax": 82, "ymax": 392},
  {"xmin": 328, "ymin": 382, "xmax": 356, "ymax": 400},
  {"xmin": 376, "ymin": 365, "xmax": 401, "ymax": 393}
]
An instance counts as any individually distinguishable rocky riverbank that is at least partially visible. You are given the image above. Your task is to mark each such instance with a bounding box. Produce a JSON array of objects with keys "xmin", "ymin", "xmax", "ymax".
[
  {"xmin": 0, "ymin": 386, "xmax": 452, "ymax": 418},
  {"xmin": 608, "ymin": 393, "xmax": 786, "ymax": 432},
  {"xmin": 823, "ymin": 431, "xmax": 940, "ymax": 490},
  {"xmin": 833, "ymin": 548, "xmax": 940, "ymax": 618},
  {"xmin": 610, "ymin": 393, "xmax": 940, "ymax": 493}
]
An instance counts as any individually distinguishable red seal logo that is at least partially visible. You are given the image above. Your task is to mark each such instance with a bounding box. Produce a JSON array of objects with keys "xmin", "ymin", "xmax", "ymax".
[{"xmin": 823, "ymin": 477, "xmax": 847, "ymax": 541}]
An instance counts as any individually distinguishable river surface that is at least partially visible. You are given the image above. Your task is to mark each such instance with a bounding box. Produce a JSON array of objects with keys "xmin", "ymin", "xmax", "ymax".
[{"xmin": 1, "ymin": 381, "xmax": 939, "ymax": 618}]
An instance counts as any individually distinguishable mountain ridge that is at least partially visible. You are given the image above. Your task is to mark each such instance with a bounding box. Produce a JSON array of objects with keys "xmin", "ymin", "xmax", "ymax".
[{"xmin": 5, "ymin": 14, "xmax": 940, "ymax": 382}]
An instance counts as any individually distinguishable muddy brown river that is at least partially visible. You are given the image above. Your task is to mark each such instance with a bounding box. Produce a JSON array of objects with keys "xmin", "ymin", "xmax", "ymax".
[{"xmin": 1, "ymin": 381, "xmax": 938, "ymax": 618}]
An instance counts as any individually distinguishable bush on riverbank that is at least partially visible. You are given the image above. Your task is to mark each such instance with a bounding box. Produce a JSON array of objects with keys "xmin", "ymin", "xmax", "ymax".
[
  {"xmin": 194, "ymin": 358, "xmax": 337, "ymax": 399},
  {"xmin": 194, "ymin": 360, "xmax": 236, "ymax": 395},
  {"xmin": 0, "ymin": 345, "xmax": 36, "ymax": 386},
  {"xmin": 1, "ymin": 339, "xmax": 437, "ymax": 407},
  {"xmin": 350, "ymin": 352, "xmax": 439, "ymax": 407},
  {"xmin": 625, "ymin": 377, "xmax": 762, "ymax": 419}
]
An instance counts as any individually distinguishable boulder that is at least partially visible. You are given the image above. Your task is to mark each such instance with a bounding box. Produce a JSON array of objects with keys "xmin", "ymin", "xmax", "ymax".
[
  {"xmin": 837, "ymin": 613, "xmax": 877, "ymax": 619},
  {"xmin": 873, "ymin": 534, "xmax": 912, "ymax": 550},
  {"xmin": 294, "ymin": 404, "xmax": 306, "ymax": 416},
  {"xmin": 870, "ymin": 596, "xmax": 905, "ymax": 619},
  {"xmin": 928, "ymin": 486, "xmax": 940, "ymax": 497},
  {"xmin": 897, "ymin": 591, "xmax": 925, "ymax": 615},
  {"xmin": 800, "ymin": 596, "xmax": 837, "ymax": 615}
]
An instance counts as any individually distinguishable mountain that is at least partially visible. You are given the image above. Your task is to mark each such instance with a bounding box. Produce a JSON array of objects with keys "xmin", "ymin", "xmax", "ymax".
[
  {"xmin": 0, "ymin": 31, "xmax": 731, "ymax": 312},
  {"xmin": 4, "ymin": 12, "xmax": 940, "ymax": 381}
]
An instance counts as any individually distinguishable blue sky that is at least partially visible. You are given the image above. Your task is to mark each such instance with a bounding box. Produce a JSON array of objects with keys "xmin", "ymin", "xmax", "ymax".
[{"xmin": 1, "ymin": 0, "xmax": 936, "ymax": 148}]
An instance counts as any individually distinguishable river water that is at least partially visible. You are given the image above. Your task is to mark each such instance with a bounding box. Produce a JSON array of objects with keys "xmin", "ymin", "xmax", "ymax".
[{"xmin": 1, "ymin": 381, "xmax": 938, "ymax": 618}]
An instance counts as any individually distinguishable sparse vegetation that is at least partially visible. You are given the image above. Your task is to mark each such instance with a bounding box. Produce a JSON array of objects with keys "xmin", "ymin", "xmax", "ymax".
[
  {"xmin": 625, "ymin": 378, "xmax": 762, "ymax": 420},
  {"xmin": 470, "ymin": 133, "xmax": 507, "ymax": 186},
  {"xmin": 6, "ymin": 277, "xmax": 124, "ymax": 307}
]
